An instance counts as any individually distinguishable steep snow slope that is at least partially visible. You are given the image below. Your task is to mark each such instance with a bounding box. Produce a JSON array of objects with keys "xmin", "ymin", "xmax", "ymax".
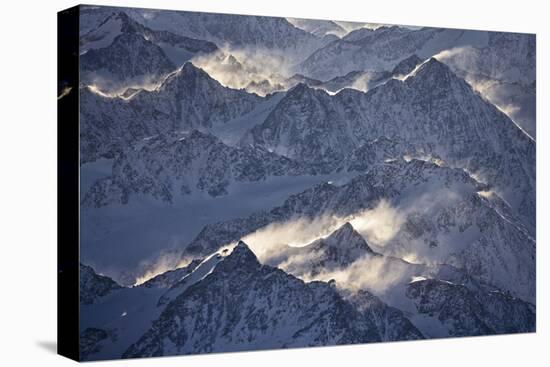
[
  {"xmin": 80, "ymin": 260, "xmax": 199, "ymax": 360},
  {"xmin": 80, "ymin": 168, "xmax": 340, "ymax": 285},
  {"xmin": 435, "ymin": 32, "xmax": 536, "ymax": 136},
  {"xmin": 286, "ymin": 18, "xmax": 348, "ymax": 38},
  {"xmin": 299, "ymin": 26, "xmax": 488, "ymax": 80},
  {"xmin": 298, "ymin": 25, "xmax": 535, "ymax": 134},
  {"xmin": 405, "ymin": 278, "xmax": 534, "ymax": 337},
  {"xmin": 81, "ymin": 33, "xmax": 176, "ymax": 92},
  {"xmin": 80, "ymin": 263, "xmax": 122, "ymax": 305},
  {"xmin": 80, "ymin": 12, "xmax": 218, "ymax": 93},
  {"xmin": 240, "ymin": 83, "xmax": 366, "ymax": 168},
  {"xmin": 121, "ymin": 242, "xmax": 422, "ymax": 358},
  {"xmin": 181, "ymin": 159, "xmax": 534, "ymax": 303},
  {"xmin": 265, "ymin": 223, "xmax": 534, "ymax": 337},
  {"xmin": 124, "ymin": 8, "xmax": 331, "ymax": 64},
  {"xmin": 243, "ymin": 59, "xmax": 535, "ymax": 232},
  {"xmin": 82, "ymin": 130, "xmax": 309, "ymax": 207},
  {"xmin": 80, "ymin": 62, "xmax": 262, "ymax": 163},
  {"xmin": 273, "ymin": 222, "xmax": 378, "ymax": 276}
]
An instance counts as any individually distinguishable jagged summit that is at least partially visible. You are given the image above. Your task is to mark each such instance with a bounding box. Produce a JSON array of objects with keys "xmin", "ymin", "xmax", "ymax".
[
  {"xmin": 105, "ymin": 11, "xmax": 136, "ymax": 31},
  {"xmin": 160, "ymin": 61, "xmax": 215, "ymax": 88},
  {"xmin": 119, "ymin": 237, "xmax": 422, "ymax": 360},
  {"xmin": 405, "ymin": 57, "xmax": 460, "ymax": 87},
  {"xmin": 391, "ymin": 54, "xmax": 423, "ymax": 76},
  {"xmin": 286, "ymin": 73, "xmax": 323, "ymax": 87},
  {"xmin": 287, "ymin": 82, "xmax": 318, "ymax": 96},
  {"xmin": 81, "ymin": 31, "xmax": 175, "ymax": 83},
  {"xmin": 180, "ymin": 61, "xmax": 205, "ymax": 74},
  {"xmin": 276, "ymin": 222, "xmax": 377, "ymax": 277},
  {"xmin": 158, "ymin": 61, "xmax": 264, "ymax": 101},
  {"xmin": 228, "ymin": 241, "xmax": 260, "ymax": 266},
  {"xmin": 321, "ymin": 222, "xmax": 374, "ymax": 253},
  {"xmin": 80, "ymin": 263, "xmax": 122, "ymax": 305}
]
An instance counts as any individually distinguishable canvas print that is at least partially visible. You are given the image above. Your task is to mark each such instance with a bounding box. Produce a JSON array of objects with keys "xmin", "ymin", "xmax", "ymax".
[{"xmin": 67, "ymin": 4, "xmax": 536, "ymax": 361}]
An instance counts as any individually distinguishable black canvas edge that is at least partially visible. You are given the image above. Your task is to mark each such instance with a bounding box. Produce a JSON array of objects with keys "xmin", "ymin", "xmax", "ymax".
[{"xmin": 57, "ymin": 4, "xmax": 81, "ymax": 362}]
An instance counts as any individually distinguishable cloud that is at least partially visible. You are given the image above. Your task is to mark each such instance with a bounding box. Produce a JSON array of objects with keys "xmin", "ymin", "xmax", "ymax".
[
  {"xmin": 240, "ymin": 199, "xmax": 407, "ymax": 268},
  {"xmin": 349, "ymin": 200, "xmax": 405, "ymax": 247},
  {"xmin": 333, "ymin": 21, "xmax": 386, "ymax": 32},
  {"xmin": 301, "ymin": 253, "xmax": 414, "ymax": 294},
  {"xmin": 131, "ymin": 188, "xmax": 469, "ymax": 291},
  {"xmin": 349, "ymin": 73, "xmax": 372, "ymax": 92},
  {"xmin": 234, "ymin": 202, "xmax": 413, "ymax": 294},
  {"xmin": 133, "ymin": 250, "xmax": 194, "ymax": 286},
  {"xmin": 238, "ymin": 200, "xmax": 415, "ymax": 294},
  {"xmin": 191, "ymin": 47, "xmax": 294, "ymax": 96},
  {"xmin": 433, "ymin": 46, "xmax": 533, "ymax": 134},
  {"xmin": 83, "ymin": 71, "xmax": 170, "ymax": 99},
  {"xmin": 242, "ymin": 214, "xmax": 346, "ymax": 263},
  {"xmin": 129, "ymin": 211, "xmax": 355, "ymax": 286}
]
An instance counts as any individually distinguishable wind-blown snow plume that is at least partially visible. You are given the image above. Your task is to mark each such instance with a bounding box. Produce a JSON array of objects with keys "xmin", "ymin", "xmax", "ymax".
[
  {"xmin": 301, "ymin": 254, "xmax": 412, "ymax": 293},
  {"xmin": 133, "ymin": 250, "xmax": 194, "ymax": 286},
  {"xmin": 242, "ymin": 214, "xmax": 346, "ymax": 263},
  {"xmin": 349, "ymin": 200, "xmax": 405, "ymax": 246},
  {"xmin": 334, "ymin": 21, "xmax": 386, "ymax": 32},
  {"xmin": 83, "ymin": 72, "xmax": 171, "ymax": 98},
  {"xmin": 241, "ymin": 199, "xmax": 406, "ymax": 265},
  {"xmin": 434, "ymin": 46, "xmax": 533, "ymax": 136},
  {"xmin": 191, "ymin": 47, "xmax": 293, "ymax": 95}
]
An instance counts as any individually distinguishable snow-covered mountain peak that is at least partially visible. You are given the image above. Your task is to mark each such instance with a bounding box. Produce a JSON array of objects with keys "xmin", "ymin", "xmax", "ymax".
[
  {"xmin": 80, "ymin": 263, "xmax": 122, "ymax": 305},
  {"xmin": 95, "ymin": 11, "xmax": 133, "ymax": 32},
  {"xmin": 180, "ymin": 61, "xmax": 206, "ymax": 76},
  {"xmin": 272, "ymin": 222, "xmax": 377, "ymax": 278},
  {"xmin": 286, "ymin": 18, "xmax": 348, "ymax": 38},
  {"xmin": 224, "ymin": 241, "xmax": 260, "ymax": 267},
  {"xmin": 342, "ymin": 25, "xmax": 400, "ymax": 42},
  {"xmin": 320, "ymin": 222, "xmax": 374, "ymax": 253},
  {"xmin": 287, "ymin": 82, "xmax": 325, "ymax": 98},
  {"xmin": 391, "ymin": 54, "xmax": 423, "ymax": 76},
  {"xmin": 160, "ymin": 62, "xmax": 215, "ymax": 89},
  {"xmin": 404, "ymin": 57, "xmax": 459, "ymax": 86}
]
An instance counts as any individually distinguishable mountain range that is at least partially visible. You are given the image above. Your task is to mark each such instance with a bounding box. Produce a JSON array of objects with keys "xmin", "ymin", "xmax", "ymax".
[{"xmin": 77, "ymin": 5, "xmax": 536, "ymax": 361}]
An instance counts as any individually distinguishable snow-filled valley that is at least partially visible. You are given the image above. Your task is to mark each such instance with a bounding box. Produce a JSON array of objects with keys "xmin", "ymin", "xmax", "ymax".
[{"xmin": 76, "ymin": 5, "xmax": 536, "ymax": 361}]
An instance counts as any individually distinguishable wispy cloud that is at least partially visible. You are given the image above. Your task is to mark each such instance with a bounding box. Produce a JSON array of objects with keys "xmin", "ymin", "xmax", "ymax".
[
  {"xmin": 433, "ymin": 46, "xmax": 529, "ymax": 133},
  {"xmin": 242, "ymin": 214, "xmax": 345, "ymax": 263},
  {"xmin": 191, "ymin": 47, "xmax": 294, "ymax": 95},
  {"xmin": 349, "ymin": 200, "xmax": 405, "ymax": 247},
  {"xmin": 301, "ymin": 253, "xmax": 414, "ymax": 294},
  {"xmin": 133, "ymin": 250, "xmax": 194, "ymax": 286},
  {"xmin": 241, "ymin": 199, "xmax": 405, "ymax": 265}
]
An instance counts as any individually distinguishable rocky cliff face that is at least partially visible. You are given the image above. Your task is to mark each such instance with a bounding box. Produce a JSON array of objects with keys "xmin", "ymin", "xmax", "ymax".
[
  {"xmin": 80, "ymin": 263, "xmax": 122, "ymax": 305},
  {"xmin": 82, "ymin": 130, "xmax": 308, "ymax": 207},
  {"xmin": 406, "ymin": 278, "xmax": 535, "ymax": 337}
]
